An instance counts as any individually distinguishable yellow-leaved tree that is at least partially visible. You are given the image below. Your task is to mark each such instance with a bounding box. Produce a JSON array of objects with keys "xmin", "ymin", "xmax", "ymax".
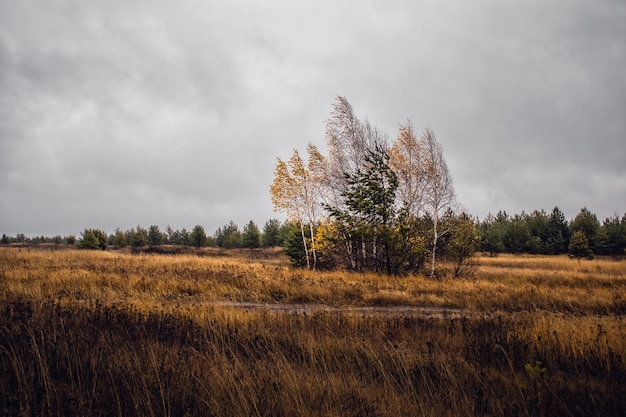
[
  {"xmin": 270, "ymin": 145, "xmax": 325, "ymax": 270},
  {"xmin": 390, "ymin": 120, "xmax": 427, "ymax": 216},
  {"xmin": 390, "ymin": 123, "xmax": 458, "ymax": 277}
]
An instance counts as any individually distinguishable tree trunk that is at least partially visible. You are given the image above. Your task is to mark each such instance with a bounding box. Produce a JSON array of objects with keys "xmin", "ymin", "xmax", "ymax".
[
  {"xmin": 300, "ymin": 222, "xmax": 310, "ymax": 269},
  {"xmin": 308, "ymin": 221, "xmax": 317, "ymax": 270},
  {"xmin": 430, "ymin": 213, "xmax": 438, "ymax": 278}
]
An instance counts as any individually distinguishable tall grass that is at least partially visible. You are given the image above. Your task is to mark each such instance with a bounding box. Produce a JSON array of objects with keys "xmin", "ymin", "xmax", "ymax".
[
  {"xmin": 1, "ymin": 248, "xmax": 624, "ymax": 314},
  {"xmin": 1, "ymin": 297, "xmax": 624, "ymax": 416},
  {"xmin": 1, "ymin": 247, "xmax": 625, "ymax": 416}
]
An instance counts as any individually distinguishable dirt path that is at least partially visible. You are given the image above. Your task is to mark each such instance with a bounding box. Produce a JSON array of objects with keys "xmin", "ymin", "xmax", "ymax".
[{"xmin": 210, "ymin": 301, "xmax": 477, "ymax": 319}]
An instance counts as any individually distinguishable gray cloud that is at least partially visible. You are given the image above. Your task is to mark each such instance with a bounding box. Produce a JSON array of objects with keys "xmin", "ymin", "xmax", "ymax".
[{"xmin": 1, "ymin": 0, "xmax": 625, "ymax": 237}]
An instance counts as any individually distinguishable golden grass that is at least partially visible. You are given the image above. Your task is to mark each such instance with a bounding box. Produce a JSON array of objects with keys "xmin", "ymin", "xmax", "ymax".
[
  {"xmin": 1, "ymin": 248, "xmax": 624, "ymax": 315},
  {"xmin": 2, "ymin": 247, "xmax": 626, "ymax": 416}
]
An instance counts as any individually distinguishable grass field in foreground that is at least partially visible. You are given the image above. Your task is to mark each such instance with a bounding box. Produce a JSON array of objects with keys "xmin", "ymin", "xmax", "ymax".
[{"xmin": 1, "ymin": 247, "xmax": 625, "ymax": 416}]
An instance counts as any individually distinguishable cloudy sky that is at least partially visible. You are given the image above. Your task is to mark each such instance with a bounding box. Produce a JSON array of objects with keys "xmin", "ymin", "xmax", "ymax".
[{"xmin": 1, "ymin": 0, "xmax": 625, "ymax": 237}]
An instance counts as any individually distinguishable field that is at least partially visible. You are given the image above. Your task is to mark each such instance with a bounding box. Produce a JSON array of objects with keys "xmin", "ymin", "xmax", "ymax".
[{"xmin": 1, "ymin": 247, "xmax": 625, "ymax": 416}]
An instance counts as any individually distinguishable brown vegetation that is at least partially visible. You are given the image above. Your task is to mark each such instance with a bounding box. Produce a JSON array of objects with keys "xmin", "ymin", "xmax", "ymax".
[{"xmin": 1, "ymin": 247, "xmax": 625, "ymax": 416}]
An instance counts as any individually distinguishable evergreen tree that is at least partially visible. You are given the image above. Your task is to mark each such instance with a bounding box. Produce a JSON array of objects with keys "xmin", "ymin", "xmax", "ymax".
[
  {"xmin": 570, "ymin": 208, "xmax": 600, "ymax": 253},
  {"xmin": 325, "ymin": 142, "xmax": 401, "ymax": 274},
  {"xmin": 190, "ymin": 225, "xmax": 207, "ymax": 247},
  {"xmin": 94, "ymin": 229, "xmax": 108, "ymax": 250},
  {"xmin": 502, "ymin": 214, "xmax": 531, "ymax": 253},
  {"xmin": 129, "ymin": 227, "xmax": 147, "ymax": 247},
  {"xmin": 112, "ymin": 228, "xmax": 127, "ymax": 247},
  {"xmin": 167, "ymin": 228, "xmax": 183, "ymax": 245},
  {"xmin": 77, "ymin": 231, "xmax": 100, "ymax": 250},
  {"xmin": 165, "ymin": 225, "xmax": 175, "ymax": 245},
  {"xmin": 283, "ymin": 222, "xmax": 310, "ymax": 268},
  {"xmin": 596, "ymin": 214, "xmax": 626, "ymax": 256},
  {"xmin": 148, "ymin": 225, "xmax": 164, "ymax": 246},
  {"xmin": 215, "ymin": 221, "xmax": 241, "ymax": 249},
  {"xmin": 242, "ymin": 220, "xmax": 262, "ymax": 248},
  {"xmin": 526, "ymin": 210, "xmax": 549, "ymax": 254},
  {"xmin": 478, "ymin": 213, "xmax": 505, "ymax": 256},
  {"xmin": 262, "ymin": 219, "xmax": 283, "ymax": 247},
  {"xmin": 569, "ymin": 230, "xmax": 593, "ymax": 258},
  {"xmin": 545, "ymin": 207, "xmax": 569, "ymax": 254},
  {"xmin": 179, "ymin": 228, "xmax": 191, "ymax": 246}
]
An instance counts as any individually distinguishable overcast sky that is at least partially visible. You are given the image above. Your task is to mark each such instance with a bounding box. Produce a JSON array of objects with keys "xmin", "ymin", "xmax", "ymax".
[{"xmin": 1, "ymin": 0, "xmax": 625, "ymax": 237}]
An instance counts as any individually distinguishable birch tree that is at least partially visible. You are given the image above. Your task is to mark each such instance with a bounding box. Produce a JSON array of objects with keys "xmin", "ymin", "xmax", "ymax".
[
  {"xmin": 270, "ymin": 146, "xmax": 324, "ymax": 270},
  {"xmin": 390, "ymin": 120, "xmax": 427, "ymax": 216},
  {"xmin": 421, "ymin": 128, "xmax": 457, "ymax": 277},
  {"xmin": 323, "ymin": 96, "xmax": 388, "ymax": 268},
  {"xmin": 324, "ymin": 96, "xmax": 386, "ymax": 210}
]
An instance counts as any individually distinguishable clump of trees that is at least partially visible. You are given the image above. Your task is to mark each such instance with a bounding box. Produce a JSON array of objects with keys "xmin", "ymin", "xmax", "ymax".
[
  {"xmin": 77, "ymin": 229, "xmax": 108, "ymax": 250},
  {"xmin": 477, "ymin": 207, "xmax": 626, "ymax": 259},
  {"xmin": 271, "ymin": 96, "xmax": 476, "ymax": 277}
]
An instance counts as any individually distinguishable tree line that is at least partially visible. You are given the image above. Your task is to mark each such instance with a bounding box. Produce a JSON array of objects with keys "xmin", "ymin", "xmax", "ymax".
[
  {"xmin": 3, "ymin": 204, "xmax": 623, "ymax": 263},
  {"xmin": 477, "ymin": 207, "xmax": 626, "ymax": 259},
  {"xmin": 0, "ymin": 219, "xmax": 291, "ymax": 251}
]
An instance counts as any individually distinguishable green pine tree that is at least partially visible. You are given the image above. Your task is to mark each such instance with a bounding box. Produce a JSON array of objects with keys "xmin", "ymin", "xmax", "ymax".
[
  {"xmin": 190, "ymin": 225, "xmax": 207, "ymax": 248},
  {"xmin": 325, "ymin": 142, "xmax": 400, "ymax": 274},
  {"xmin": 242, "ymin": 221, "xmax": 261, "ymax": 248},
  {"xmin": 568, "ymin": 230, "xmax": 593, "ymax": 258},
  {"xmin": 262, "ymin": 219, "xmax": 283, "ymax": 247}
]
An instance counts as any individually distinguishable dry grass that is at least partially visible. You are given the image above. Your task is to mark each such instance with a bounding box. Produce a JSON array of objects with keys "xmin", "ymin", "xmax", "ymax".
[
  {"xmin": 1, "ymin": 247, "xmax": 625, "ymax": 416},
  {"xmin": 1, "ymin": 248, "xmax": 624, "ymax": 314}
]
